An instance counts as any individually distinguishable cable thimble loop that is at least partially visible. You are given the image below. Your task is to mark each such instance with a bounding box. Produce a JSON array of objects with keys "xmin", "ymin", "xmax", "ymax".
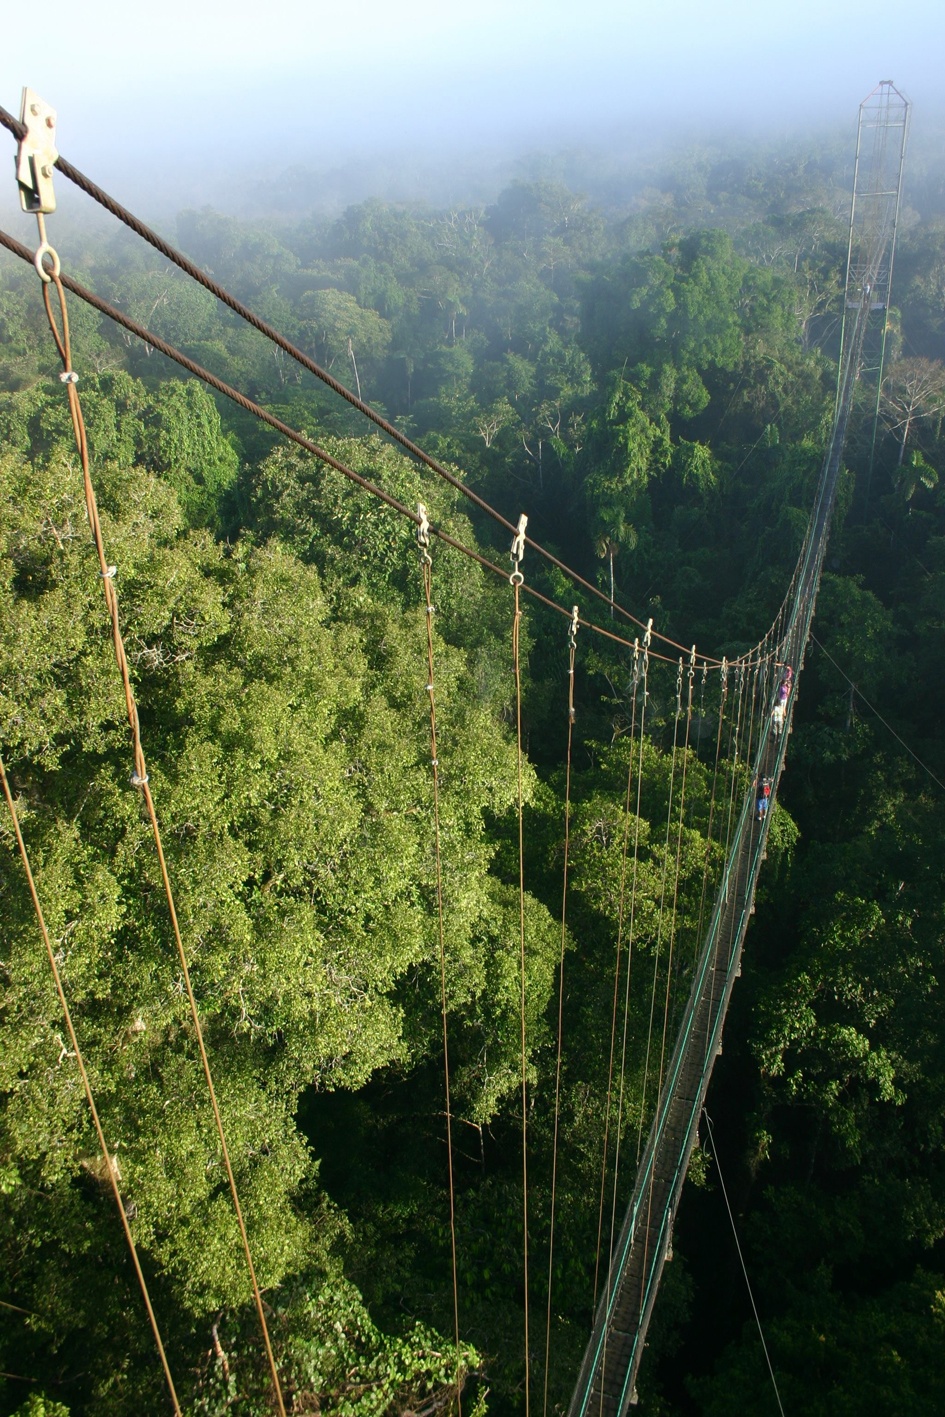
[
  {"xmin": 416, "ymin": 502, "xmax": 432, "ymax": 566},
  {"xmin": 509, "ymin": 512, "xmax": 528, "ymax": 586},
  {"xmin": 33, "ymin": 212, "xmax": 60, "ymax": 284}
]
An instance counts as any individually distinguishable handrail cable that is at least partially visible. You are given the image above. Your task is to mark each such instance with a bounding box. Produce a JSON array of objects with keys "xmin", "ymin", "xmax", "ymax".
[
  {"xmin": 0, "ymin": 755, "xmax": 184, "ymax": 1416},
  {"xmin": 0, "ymin": 224, "xmax": 705, "ymax": 672},
  {"xmin": 702, "ymin": 1111, "xmax": 786, "ymax": 1417},
  {"xmin": 34, "ymin": 253, "xmax": 288, "ymax": 1417},
  {"xmin": 0, "ymin": 103, "xmax": 722, "ymax": 667}
]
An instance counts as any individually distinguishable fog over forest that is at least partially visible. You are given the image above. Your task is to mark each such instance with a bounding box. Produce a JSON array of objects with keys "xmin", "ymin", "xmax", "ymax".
[{"xmin": 3, "ymin": 0, "xmax": 945, "ymax": 217}]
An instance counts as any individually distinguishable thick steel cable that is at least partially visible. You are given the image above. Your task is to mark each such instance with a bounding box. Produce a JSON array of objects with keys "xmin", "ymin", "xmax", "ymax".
[
  {"xmin": 0, "ymin": 756, "xmax": 183, "ymax": 1416},
  {"xmin": 0, "ymin": 226, "xmax": 691, "ymax": 672},
  {"xmin": 511, "ymin": 557, "xmax": 531, "ymax": 1417},
  {"xmin": 35, "ymin": 261, "xmax": 288, "ymax": 1417},
  {"xmin": 591, "ymin": 638, "xmax": 643, "ymax": 1315},
  {"xmin": 0, "ymin": 106, "xmax": 721, "ymax": 666},
  {"xmin": 417, "ymin": 520, "xmax": 463, "ymax": 1416},
  {"xmin": 542, "ymin": 607, "xmax": 580, "ymax": 1417}
]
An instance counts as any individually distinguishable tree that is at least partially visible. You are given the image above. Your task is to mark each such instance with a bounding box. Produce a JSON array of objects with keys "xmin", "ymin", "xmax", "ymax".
[
  {"xmin": 0, "ymin": 437, "xmax": 560, "ymax": 1409},
  {"xmin": 297, "ymin": 288, "xmax": 392, "ymax": 385},
  {"xmin": 880, "ymin": 357, "xmax": 945, "ymax": 466}
]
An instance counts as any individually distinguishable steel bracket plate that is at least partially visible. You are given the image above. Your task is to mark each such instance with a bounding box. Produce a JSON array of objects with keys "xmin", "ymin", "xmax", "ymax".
[{"xmin": 17, "ymin": 87, "xmax": 58, "ymax": 213}]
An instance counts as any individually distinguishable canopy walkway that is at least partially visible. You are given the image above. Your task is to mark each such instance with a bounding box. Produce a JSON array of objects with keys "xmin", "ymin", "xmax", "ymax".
[{"xmin": 569, "ymin": 80, "xmax": 910, "ymax": 1417}]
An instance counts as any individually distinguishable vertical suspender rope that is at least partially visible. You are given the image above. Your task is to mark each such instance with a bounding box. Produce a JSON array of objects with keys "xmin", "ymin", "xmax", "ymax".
[
  {"xmin": 636, "ymin": 654, "xmax": 690, "ymax": 1318},
  {"xmin": 636, "ymin": 656, "xmax": 685, "ymax": 1167},
  {"xmin": 31, "ymin": 233, "xmax": 287, "ymax": 1417},
  {"xmin": 417, "ymin": 506, "xmax": 463, "ymax": 1415},
  {"xmin": 592, "ymin": 632, "xmax": 643, "ymax": 1316},
  {"xmin": 510, "ymin": 514, "xmax": 531, "ymax": 1417},
  {"xmin": 542, "ymin": 605, "xmax": 580, "ymax": 1417},
  {"xmin": 655, "ymin": 646, "xmax": 697, "ymax": 1104},
  {"xmin": 694, "ymin": 657, "xmax": 727, "ymax": 960},
  {"xmin": 0, "ymin": 756, "xmax": 183, "ymax": 1417},
  {"xmin": 722, "ymin": 661, "xmax": 749, "ymax": 869},
  {"xmin": 700, "ymin": 661, "xmax": 731, "ymax": 1059},
  {"xmin": 598, "ymin": 624, "xmax": 651, "ymax": 1411}
]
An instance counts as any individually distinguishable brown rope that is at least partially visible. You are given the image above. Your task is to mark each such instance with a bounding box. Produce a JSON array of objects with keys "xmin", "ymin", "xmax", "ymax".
[
  {"xmin": 655, "ymin": 654, "xmax": 697, "ymax": 1106},
  {"xmin": 542, "ymin": 607, "xmax": 579, "ymax": 1417},
  {"xmin": 636, "ymin": 659, "xmax": 698, "ymax": 1312},
  {"xmin": 591, "ymin": 634, "xmax": 642, "ymax": 1315},
  {"xmin": 694, "ymin": 662, "xmax": 730, "ymax": 964},
  {"xmin": 418, "ymin": 518, "xmax": 463, "ymax": 1416},
  {"xmin": 37, "ymin": 262, "xmax": 287, "ymax": 1417},
  {"xmin": 596, "ymin": 635, "xmax": 650, "ymax": 1410},
  {"xmin": 511, "ymin": 553, "xmax": 531, "ymax": 1417},
  {"xmin": 634, "ymin": 660, "xmax": 685, "ymax": 1177},
  {"xmin": 0, "ymin": 756, "xmax": 183, "ymax": 1415}
]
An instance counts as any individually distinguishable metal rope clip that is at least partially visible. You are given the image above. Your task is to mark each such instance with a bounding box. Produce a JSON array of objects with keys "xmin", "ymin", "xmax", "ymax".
[
  {"xmin": 509, "ymin": 512, "xmax": 528, "ymax": 585},
  {"xmin": 568, "ymin": 605, "xmax": 579, "ymax": 651},
  {"xmin": 59, "ymin": 371, "xmax": 78, "ymax": 385},
  {"xmin": 32, "ymin": 211, "xmax": 60, "ymax": 284},
  {"xmin": 17, "ymin": 89, "xmax": 58, "ymax": 215},
  {"xmin": 630, "ymin": 636, "xmax": 641, "ymax": 690},
  {"xmin": 129, "ymin": 770, "xmax": 149, "ymax": 790},
  {"xmin": 416, "ymin": 502, "xmax": 431, "ymax": 565},
  {"xmin": 676, "ymin": 657, "xmax": 684, "ymax": 713}
]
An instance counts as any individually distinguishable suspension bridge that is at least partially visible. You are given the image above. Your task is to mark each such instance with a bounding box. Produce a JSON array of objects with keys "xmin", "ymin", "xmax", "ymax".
[{"xmin": 0, "ymin": 80, "xmax": 909, "ymax": 1416}]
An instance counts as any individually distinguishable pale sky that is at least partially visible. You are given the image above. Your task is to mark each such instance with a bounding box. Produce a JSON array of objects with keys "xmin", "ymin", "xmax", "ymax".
[{"xmin": 2, "ymin": 0, "xmax": 943, "ymax": 205}]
